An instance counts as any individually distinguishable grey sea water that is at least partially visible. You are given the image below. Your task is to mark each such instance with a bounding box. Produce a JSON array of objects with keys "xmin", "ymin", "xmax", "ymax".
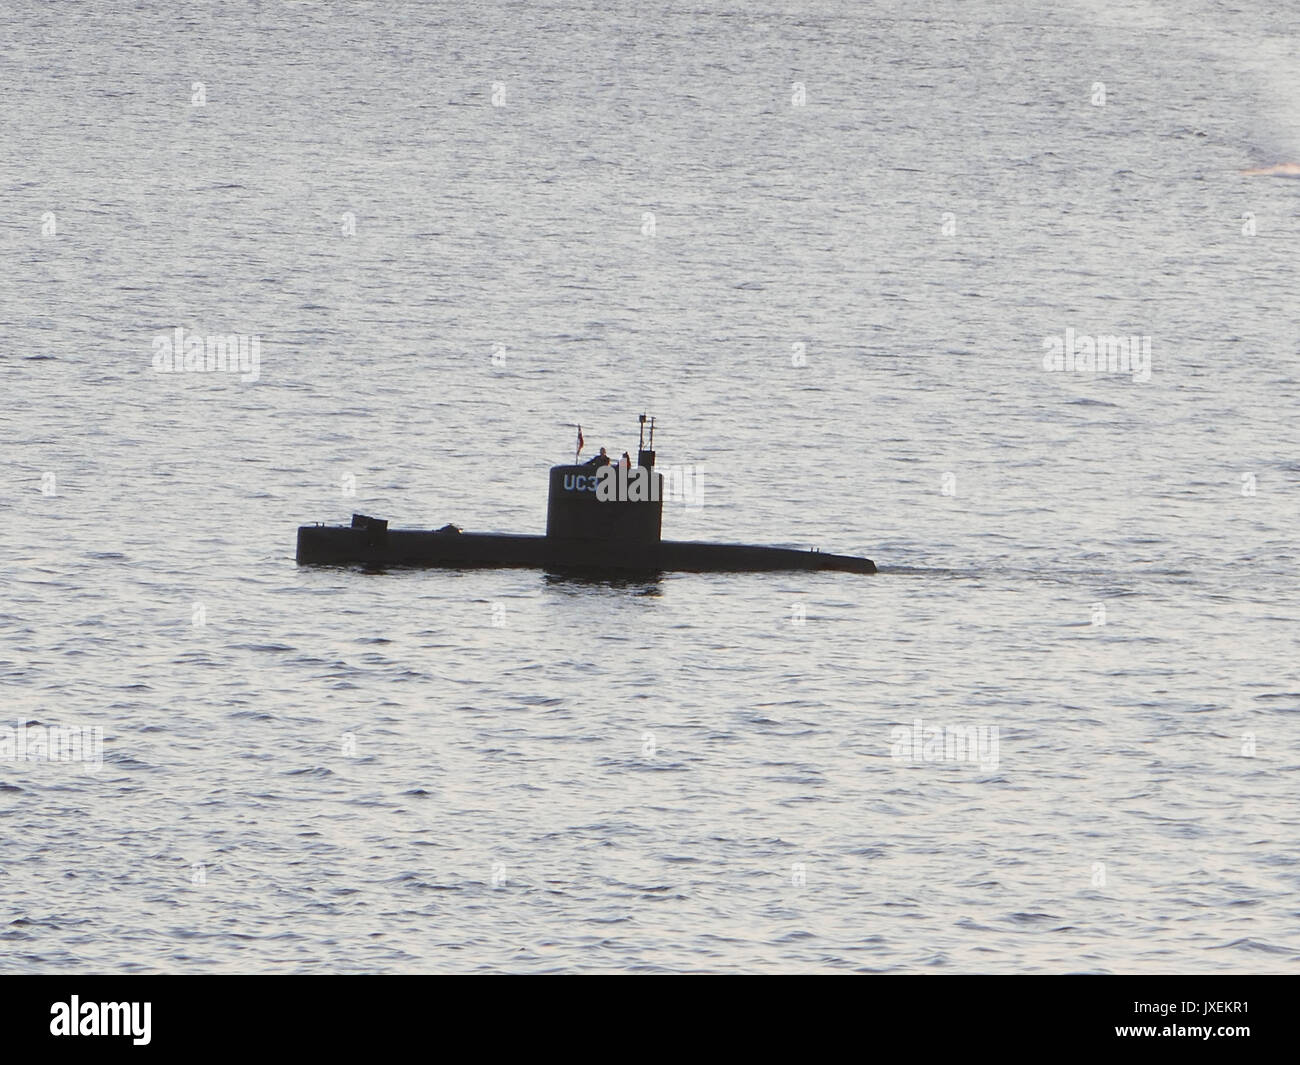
[{"xmin": 2, "ymin": 0, "xmax": 1299, "ymax": 973}]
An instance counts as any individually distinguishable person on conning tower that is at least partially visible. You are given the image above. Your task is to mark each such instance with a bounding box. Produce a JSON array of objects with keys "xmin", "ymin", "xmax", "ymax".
[{"xmin": 583, "ymin": 446, "xmax": 610, "ymax": 468}]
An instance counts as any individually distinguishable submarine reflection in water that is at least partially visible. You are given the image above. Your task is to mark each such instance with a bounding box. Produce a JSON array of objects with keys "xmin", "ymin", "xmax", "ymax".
[{"xmin": 295, "ymin": 416, "xmax": 876, "ymax": 575}]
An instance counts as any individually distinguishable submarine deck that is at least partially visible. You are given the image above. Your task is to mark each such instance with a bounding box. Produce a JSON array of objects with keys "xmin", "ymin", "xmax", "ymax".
[{"xmin": 296, "ymin": 526, "xmax": 875, "ymax": 574}]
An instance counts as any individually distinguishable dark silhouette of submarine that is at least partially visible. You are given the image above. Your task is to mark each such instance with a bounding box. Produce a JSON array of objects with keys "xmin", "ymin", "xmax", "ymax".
[{"xmin": 296, "ymin": 416, "xmax": 876, "ymax": 575}]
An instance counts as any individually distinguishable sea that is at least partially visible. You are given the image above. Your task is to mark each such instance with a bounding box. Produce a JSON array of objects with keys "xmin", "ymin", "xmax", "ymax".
[{"xmin": 2, "ymin": 0, "xmax": 1299, "ymax": 973}]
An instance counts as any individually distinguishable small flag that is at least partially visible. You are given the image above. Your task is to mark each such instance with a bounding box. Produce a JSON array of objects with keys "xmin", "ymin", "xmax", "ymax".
[{"xmin": 576, "ymin": 425, "xmax": 584, "ymax": 455}]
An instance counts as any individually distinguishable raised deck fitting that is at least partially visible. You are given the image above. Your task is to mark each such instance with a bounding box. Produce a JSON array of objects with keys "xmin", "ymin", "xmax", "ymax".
[{"xmin": 296, "ymin": 415, "xmax": 876, "ymax": 574}]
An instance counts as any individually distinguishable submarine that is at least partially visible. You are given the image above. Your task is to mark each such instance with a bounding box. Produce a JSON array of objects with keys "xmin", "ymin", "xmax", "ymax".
[{"xmin": 296, "ymin": 416, "xmax": 876, "ymax": 575}]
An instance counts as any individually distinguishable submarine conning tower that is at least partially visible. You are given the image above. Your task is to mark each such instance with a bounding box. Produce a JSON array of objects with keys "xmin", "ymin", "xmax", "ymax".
[{"xmin": 546, "ymin": 414, "xmax": 663, "ymax": 544}]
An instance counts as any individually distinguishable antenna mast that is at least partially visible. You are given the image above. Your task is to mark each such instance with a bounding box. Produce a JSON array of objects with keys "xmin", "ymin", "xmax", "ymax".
[{"xmin": 637, "ymin": 413, "xmax": 656, "ymax": 471}]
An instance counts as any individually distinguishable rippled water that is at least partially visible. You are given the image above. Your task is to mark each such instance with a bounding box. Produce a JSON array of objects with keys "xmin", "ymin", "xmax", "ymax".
[{"xmin": 3, "ymin": 0, "xmax": 1299, "ymax": 972}]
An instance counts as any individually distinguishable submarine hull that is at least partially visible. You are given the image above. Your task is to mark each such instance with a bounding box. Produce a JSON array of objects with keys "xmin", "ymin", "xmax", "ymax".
[{"xmin": 296, "ymin": 526, "xmax": 875, "ymax": 574}]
